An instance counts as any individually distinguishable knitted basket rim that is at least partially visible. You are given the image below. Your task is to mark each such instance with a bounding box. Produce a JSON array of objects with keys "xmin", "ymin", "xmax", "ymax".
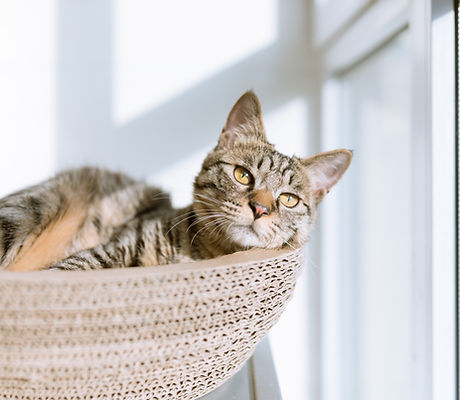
[{"xmin": 0, "ymin": 247, "xmax": 300, "ymax": 281}]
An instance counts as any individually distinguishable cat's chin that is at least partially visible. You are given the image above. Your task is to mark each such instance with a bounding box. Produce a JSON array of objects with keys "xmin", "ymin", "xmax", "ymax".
[{"xmin": 227, "ymin": 223, "xmax": 276, "ymax": 249}]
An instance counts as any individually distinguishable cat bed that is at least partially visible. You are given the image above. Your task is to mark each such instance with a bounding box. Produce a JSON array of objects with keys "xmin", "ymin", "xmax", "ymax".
[{"xmin": 0, "ymin": 248, "xmax": 303, "ymax": 400}]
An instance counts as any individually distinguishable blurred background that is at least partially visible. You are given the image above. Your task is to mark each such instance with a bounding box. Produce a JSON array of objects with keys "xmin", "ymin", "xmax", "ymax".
[{"xmin": 0, "ymin": 0, "xmax": 457, "ymax": 399}]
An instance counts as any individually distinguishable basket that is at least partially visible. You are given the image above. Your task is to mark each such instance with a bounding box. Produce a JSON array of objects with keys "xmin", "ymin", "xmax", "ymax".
[{"xmin": 0, "ymin": 248, "xmax": 303, "ymax": 400}]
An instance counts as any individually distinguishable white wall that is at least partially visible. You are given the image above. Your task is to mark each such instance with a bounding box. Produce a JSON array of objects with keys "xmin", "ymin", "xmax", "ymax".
[{"xmin": 0, "ymin": 0, "xmax": 56, "ymax": 197}]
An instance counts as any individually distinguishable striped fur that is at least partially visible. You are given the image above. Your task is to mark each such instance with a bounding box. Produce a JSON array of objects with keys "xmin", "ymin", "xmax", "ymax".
[{"xmin": 0, "ymin": 92, "xmax": 352, "ymax": 271}]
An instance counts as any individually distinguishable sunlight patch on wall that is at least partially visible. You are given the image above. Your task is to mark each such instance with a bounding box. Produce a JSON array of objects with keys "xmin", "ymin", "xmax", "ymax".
[
  {"xmin": 264, "ymin": 97, "xmax": 308, "ymax": 157},
  {"xmin": 0, "ymin": 0, "xmax": 56, "ymax": 197},
  {"xmin": 113, "ymin": 0, "xmax": 277, "ymax": 126}
]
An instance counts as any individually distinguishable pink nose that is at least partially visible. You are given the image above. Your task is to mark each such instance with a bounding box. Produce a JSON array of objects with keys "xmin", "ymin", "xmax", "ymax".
[{"xmin": 249, "ymin": 200, "xmax": 270, "ymax": 219}]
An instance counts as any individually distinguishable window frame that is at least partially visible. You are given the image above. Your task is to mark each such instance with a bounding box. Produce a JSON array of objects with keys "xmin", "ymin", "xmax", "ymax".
[
  {"xmin": 315, "ymin": 0, "xmax": 457, "ymax": 399},
  {"xmin": 314, "ymin": 0, "xmax": 374, "ymax": 47},
  {"xmin": 431, "ymin": 2, "xmax": 456, "ymax": 398}
]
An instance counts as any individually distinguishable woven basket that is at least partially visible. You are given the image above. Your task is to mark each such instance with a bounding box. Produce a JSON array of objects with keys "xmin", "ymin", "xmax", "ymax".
[{"xmin": 0, "ymin": 248, "xmax": 303, "ymax": 400}]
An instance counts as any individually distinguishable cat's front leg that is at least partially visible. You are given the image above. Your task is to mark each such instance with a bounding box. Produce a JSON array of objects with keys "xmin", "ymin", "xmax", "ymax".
[
  {"xmin": 46, "ymin": 211, "xmax": 184, "ymax": 270},
  {"xmin": 46, "ymin": 217, "xmax": 161, "ymax": 270},
  {"xmin": 47, "ymin": 243, "xmax": 127, "ymax": 270}
]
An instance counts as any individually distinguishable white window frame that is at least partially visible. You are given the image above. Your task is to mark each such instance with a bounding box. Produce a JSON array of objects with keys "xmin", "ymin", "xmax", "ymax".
[
  {"xmin": 314, "ymin": 0, "xmax": 457, "ymax": 399},
  {"xmin": 314, "ymin": 0, "xmax": 375, "ymax": 47},
  {"xmin": 431, "ymin": 3, "xmax": 456, "ymax": 400}
]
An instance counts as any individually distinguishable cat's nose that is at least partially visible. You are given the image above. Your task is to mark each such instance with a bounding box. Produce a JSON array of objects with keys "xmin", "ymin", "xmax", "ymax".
[{"xmin": 249, "ymin": 200, "xmax": 271, "ymax": 219}]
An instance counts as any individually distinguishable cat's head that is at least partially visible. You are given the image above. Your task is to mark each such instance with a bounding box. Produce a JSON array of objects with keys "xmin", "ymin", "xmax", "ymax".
[{"xmin": 193, "ymin": 91, "xmax": 352, "ymax": 252}]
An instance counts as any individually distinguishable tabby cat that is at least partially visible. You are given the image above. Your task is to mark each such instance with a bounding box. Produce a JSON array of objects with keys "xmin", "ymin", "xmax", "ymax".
[{"xmin": 0, "ymin": 92, "xmax": 351, "ymax": 271}]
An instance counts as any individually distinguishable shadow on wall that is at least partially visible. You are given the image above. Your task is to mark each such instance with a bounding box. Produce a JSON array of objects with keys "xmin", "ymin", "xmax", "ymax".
[{"xmin": 56, "ymin": 0, "xmax": 318, "ymax": 178}]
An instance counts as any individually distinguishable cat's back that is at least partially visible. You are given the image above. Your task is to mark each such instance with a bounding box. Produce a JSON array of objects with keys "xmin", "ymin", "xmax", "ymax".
[{"xmin": 1, "ymin": 167, "xmax": 172, "ymax": 271}]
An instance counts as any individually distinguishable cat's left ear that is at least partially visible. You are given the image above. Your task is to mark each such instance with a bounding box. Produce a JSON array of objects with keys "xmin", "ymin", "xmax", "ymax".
[
  {"xmin": 218, "ymin": 91, "xmax": 268, "ymax": 149},
  {"xmin": 301, "ymin": 149, "xmax": 353, "ymax": 204}
]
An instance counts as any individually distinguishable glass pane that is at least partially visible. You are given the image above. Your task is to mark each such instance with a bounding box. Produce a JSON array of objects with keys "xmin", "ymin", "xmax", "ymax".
[{"xmin": 336, "ymin": 31, "xmax": 411, "ymax": 399}]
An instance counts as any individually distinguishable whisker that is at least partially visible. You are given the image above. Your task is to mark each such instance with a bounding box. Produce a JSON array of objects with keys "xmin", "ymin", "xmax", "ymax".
[
  {"xmin": 269, "ymin": 222, "xmax": 297, "ymax": 250},
  {"xmin": 187, "ymin": 214, "xmax": 226, "ymax": 231},
  {"xmin": 206, "ymin": 217, "xmax": 229, "ymax": 237},
  {"xmin": 195, "ymin": 193, "xmax": 221, "ymax": 201},
  {"xmin": 283, "ymin": 239, "xmax": 296, "ymax": 250},
  {"xmin": 166, "ymin": 215, "xmax": 195, "ymax": 236},
  {"xmin": 167, "ymin": 210, "xmax": 221, "ymax": 235},
  {"xmin": 190, "ymin": 216, "xmax": 228, "ymax": 245},
  {"xmin": 194, "ymin": 193, "xmax": 222, "ymax": 206},
  {"xmin": 170, "ymin": 208, "xmax": 217, "ymax": 223},
  {"xmin": 190, "ymin": 224, "xmax": 211, "ymax": 246},
  {"xmin": 193, "ymin": 199, "xmax": 219, "ymax": 208},
  {"xmin": 170, "ymin": 211, "xmax": 195, "ymax": 223}
]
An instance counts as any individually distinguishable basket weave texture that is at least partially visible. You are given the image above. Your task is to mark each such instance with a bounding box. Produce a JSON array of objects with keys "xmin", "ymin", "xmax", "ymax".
[{"xmin": 0, "ymin": 248, "xmax": 303, "ymax": 400}]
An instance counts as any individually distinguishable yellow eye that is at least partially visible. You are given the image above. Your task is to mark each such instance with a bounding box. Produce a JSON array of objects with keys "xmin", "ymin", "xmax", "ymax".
[
  {"xmin": 233, "ymin": 166, "xmax": 253, "ymax": 185},
  {"xmin": 279, "ymin": 193, "xmax": 299, "ymax": 208}
]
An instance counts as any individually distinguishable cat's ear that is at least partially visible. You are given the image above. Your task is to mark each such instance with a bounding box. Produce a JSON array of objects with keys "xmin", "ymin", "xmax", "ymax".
[
  {"xmin": 301, "ymin": 149, "xmax": 353, "ymax": 204},
  {"xmin": 218, "ymin": 91, "xmax": 267, "ymax": 149}
]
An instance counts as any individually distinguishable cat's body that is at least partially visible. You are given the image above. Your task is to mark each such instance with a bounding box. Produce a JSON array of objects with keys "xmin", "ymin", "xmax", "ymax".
[{"xmin": 0, "ymin": 92, "xmax": 352, "ymax": 271}]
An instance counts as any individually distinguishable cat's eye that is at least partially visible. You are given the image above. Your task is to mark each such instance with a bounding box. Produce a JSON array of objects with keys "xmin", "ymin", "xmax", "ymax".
[
  {"xmin": 279, "ymin": 193, "xmax": 299, "ymax": 208},
  {"xmin": 233, "ymin": 166, "xmax": 253, "ymax": 185}
]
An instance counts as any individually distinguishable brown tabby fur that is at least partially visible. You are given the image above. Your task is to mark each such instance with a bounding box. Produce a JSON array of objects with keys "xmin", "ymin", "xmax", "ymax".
[{"xmin": 0, "ymin": 92, "xmax": 352, "ymax": 271}]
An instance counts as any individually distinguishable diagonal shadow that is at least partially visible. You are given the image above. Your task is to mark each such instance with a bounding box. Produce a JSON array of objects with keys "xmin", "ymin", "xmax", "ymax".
[
  {"xmin": 56, "ymin": 0, "xmax": 316, "ymax": 177},
  {"xmin": 112, "ymin": 45, "xmax": 314, "ymax": 176}
]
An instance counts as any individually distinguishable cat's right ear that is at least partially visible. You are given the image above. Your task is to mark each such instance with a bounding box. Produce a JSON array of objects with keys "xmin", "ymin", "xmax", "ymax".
[
  {"xmin": 218, "ymin": 91, "xmax": 268, "ymax": 149},
  {"xmin": 301, "ymin": 149, "xmax": 353, "ymax": 204}
]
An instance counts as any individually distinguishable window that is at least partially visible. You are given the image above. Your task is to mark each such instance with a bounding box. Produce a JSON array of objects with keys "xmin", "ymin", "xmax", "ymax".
[
  {"xmin": 316, "ymin": 1, "xmax": 457, "ymax": 399},
  {"xmin": 321, "ymin": 30, "xmax": 412, "ymax": 400}
]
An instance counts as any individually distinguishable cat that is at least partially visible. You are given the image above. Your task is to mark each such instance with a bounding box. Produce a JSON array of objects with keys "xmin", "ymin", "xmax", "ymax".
[{"xmin": 0, "ymin": 91, "xmax": 352, "ymax": 271}]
